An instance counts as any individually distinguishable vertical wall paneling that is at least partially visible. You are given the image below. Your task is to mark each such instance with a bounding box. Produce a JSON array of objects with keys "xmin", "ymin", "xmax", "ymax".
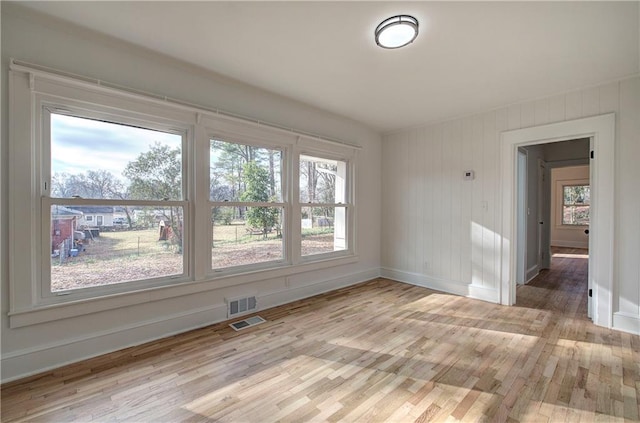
[
  {"xmin": 395, "ymin": 134, "xmax": 406, "ymax": 269},
  {"xmin": 495, "ymin": 109, "xmax": 509, "ymax": 289},
  {"xmin": 441, "ymin": 123, "xmax": 453, "ymax": 279},
  {"xmin": 582, "ymin": 87, "xmax": 600, "ymax": 117},
  {"xmin": 382, "ymin": 77, "xmax": 640, "ymax": 333},
  {"xmin": 417, "ymin": 128, "xmax": 426, "ymax": 275},
  {"xmin": 598, "ymin": 82, "xmax": 620, "ymax": 114},
  {"xmin": 382, "ymin": 134, "xmax": 400, "ymax": 268},
  {"xmin": 534, "ymin": 99, "xmax": 551, "ymax": 126},
  {"xmin": 408, "ymin": 130, "xmax": 418, "ymax": 273},
  {"xmin": 548, "ymin": 95, "xmax": 566, "ymax": 123},
  {"xmin": 565, "ymin": 91, "xmax": 583, "ymax": 121},
  {"xmin": 402, "ymin": 133, "xmax": 411, "ymax": 272},
  {"xmin": 520, "ymin": 101, "xmax": 536, "ymax": 129},
  {"xmin": 388, "ymin": 134, "xmax": 400, "ymax": 268},
  {"xmin": 423, "ymin": 126, "xmax": 435, "ymax": 279},
  {"xmin": 507, "ymin": 104, "xmax": 522, "ymax": 131},
  {"xmin": 450, "ymin": 120, "xmax": 463, "ymax": 283},
  {"xmin": 597, "ymin": 81, "xmax": 620, "ymax": 307},
  {"xmin": 471, "ymin": 116, "xmax": 484, "ymax": 287},
  {"xmin": 460, "ymin": 118, "xmax": 474, "ymax": 284},
  {"xmin": 482, "ymin": 112, "xmax": 497, "ymax": 288},
  {"xmin": 617, "ymin": 77, "xmax": 640, "ymax": 317},
  {"xmin": 396, "ymin": 134, "xmax": 409, "ymax": 270},
  {"xmin": 433, "ymin": 124, "xmax": 444, "ymax": 278}
]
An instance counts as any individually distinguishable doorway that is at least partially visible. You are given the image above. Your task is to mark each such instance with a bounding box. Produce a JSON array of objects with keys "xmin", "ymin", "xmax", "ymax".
[
  {"xmin": 500, "ymin": 114, "xmax": 615, "ymax": 329},
  {"xmin": 516, "ymin": 140, "xmax": 591, "ymax": 318}
]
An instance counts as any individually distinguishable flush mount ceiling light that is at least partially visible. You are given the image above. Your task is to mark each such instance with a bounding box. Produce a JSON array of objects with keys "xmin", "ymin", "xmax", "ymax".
[{"xmin": 375, "ymin": 15, "xmax": 419, "ymax": 49}]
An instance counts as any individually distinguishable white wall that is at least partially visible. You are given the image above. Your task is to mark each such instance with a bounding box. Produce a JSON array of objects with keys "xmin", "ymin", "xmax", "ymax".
[
  {"xmin": 550, "ymin": 166, "xmax": 590, "ymax": 249},
  {"xmin": 382, "ymin": 76, "xmax": 640, "ymax": 335},
  {"xmin": 1, "ymin": 5, "xmax": 381, "ymax": 381}
]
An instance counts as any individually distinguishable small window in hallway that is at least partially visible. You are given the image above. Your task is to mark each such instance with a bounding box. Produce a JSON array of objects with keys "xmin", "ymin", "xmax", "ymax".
[{"xmin": 562, "ymin": 184, "xmax": 590, "ymax": 225}]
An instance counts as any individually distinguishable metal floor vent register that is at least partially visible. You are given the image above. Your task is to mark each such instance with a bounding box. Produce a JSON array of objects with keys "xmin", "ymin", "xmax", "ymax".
[
  {"xmin": 227, "ymin": 295, "xmax": 258, "ymax": 318},
  {"xmin": 229, "ymin": 315, "xmax": 266, "ymax": 331}
]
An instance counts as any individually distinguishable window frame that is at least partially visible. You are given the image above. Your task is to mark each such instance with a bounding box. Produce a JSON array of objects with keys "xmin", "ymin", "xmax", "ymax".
[
  {"xmin": 208, "ymin": 135, "xmax": 289, "ymax": 275},
  {"xmin": 8, "ymin": 65, "xmax": 358, "ymax": 328},
  {"xmin": 38, "ymin": 101, "xmax": 193, "ymax": 303},
  {"xmin": 561, "ymin": 183, "xmax": 590, "ymax": 226},
  {"xmin": 297, "ymin": 152, "xmax": 353, "ymax": 261}
]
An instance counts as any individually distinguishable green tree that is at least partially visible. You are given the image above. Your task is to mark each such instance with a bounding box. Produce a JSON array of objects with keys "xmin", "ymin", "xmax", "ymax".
[
  {"xmin": 123, "ymin": 142, "xmax": 181, "ymax": 201},
  {"xmin": 240, "ymin": 161, "xmax": 279, "ymax": 238},
  {"xmin": 123, "ymin": 143, "xmax": 183, "ymax": 251}
]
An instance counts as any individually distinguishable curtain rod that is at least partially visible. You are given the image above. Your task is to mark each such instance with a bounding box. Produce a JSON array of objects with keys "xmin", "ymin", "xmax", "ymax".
[{"xmin": 10, "ymin": 58, "xmax": 362, "ymax": 150}]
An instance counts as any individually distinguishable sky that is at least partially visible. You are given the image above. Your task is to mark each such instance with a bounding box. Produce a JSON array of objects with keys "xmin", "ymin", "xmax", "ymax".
[{"xmin": 51, "ymin": 113, "xmax": 182, "ymax": 183}]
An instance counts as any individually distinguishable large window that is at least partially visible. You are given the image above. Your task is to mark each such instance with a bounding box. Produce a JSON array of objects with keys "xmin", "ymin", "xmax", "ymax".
[
  {"xmin": 562, "ymin": 184, "xmax": 590, "ymax": 225},
  {"xmin": 299, "ymin": 155, "xmax": 347, "ymax": 257},
  {"xmin": 8, "ymin": 67, "xmax": 356, "ymax": 325},
  {"xmin": 46, "ymin": 112, "xmax": 187, "ymax": 293},
  {"xmin": 210, "ymin": 139, "xmax": 285, "ymax": 270}
]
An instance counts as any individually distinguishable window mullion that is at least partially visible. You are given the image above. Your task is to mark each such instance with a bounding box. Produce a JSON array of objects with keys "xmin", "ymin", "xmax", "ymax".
[
  {"xmin": 291, "ymin": 150, "xmax": 302, "ymax": 264},
  {"xmin": 193, "ymin": 124, "xmax": 210, "ymax": 280}
]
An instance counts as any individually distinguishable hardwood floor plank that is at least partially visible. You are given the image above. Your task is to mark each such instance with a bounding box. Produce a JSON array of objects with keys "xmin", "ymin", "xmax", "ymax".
[{"xmin": 2, "ymin": 248, "xmax": 639, "ymax": 422}]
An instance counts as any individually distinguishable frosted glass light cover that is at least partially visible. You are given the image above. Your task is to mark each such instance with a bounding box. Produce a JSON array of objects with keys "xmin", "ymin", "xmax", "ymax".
[{"xmin": 375, "ymin": 15, "xmax": 419, "ymax": 49}]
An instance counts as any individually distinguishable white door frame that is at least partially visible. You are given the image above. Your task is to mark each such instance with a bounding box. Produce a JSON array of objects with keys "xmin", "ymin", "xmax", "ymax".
[
  {"xmin": 500, "ymin": 113, "xmax": 615, "ymax": 328},
  {"xmin": 515, "ymin": 148, "xmax": 527, "ymax": 285}
]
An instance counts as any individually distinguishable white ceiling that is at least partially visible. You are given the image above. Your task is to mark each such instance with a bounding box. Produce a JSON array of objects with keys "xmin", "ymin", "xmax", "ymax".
[{"xmin": 15, "ymin": 1, "xmax": 640, "ymax": 132}]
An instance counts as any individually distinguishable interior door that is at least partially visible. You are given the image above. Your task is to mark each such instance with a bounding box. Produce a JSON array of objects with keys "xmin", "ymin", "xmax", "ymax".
[{"xmin": 537, "ymin": 159, "xmax": 549, "ymax": 269}]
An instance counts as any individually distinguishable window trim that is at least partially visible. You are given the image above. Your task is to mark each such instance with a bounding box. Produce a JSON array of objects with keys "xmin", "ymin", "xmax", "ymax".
[
  {"xmin": 8, "ymin": 63, "xmax": 359, "ymax": 328},
  {"xmin": 297, "ymin": 152, "xmax": 353, "ymax": 260},
  {"xmin": 208, "ymin": 135, "xmax": 289, "ymax": 274},
  {"xmin": 555, "ymin": 178, "xmax": 590, "ymax": 228},
  {"xmin": 38, "ymin": 101, "xmax": 193, "ymax": 303}
]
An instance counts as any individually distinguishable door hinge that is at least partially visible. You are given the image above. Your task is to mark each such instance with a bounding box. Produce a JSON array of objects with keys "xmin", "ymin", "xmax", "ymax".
[
  {"xmin": 588, "ymin": 289, "xmax": 593, "ymax": 297},
  {"xmin": 590, "ymin": 150, "xmax": 594, "ymax": 159}
]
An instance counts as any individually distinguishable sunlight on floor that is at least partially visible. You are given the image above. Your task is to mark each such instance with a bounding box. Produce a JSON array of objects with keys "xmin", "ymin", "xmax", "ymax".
[{"xmin": 552, "ymin": 252, "xmax": 589, "ymax": 259}]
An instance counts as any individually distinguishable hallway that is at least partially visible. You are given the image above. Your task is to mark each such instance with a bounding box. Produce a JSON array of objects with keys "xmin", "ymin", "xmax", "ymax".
[{"xmin": 516, "ymin": 247, "xmax": 590, "ymax": 318}]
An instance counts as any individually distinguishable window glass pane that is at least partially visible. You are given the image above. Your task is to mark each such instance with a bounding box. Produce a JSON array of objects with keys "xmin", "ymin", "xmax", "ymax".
[
  {"xmin": 299, "ymin": 155, "xmax": 346, "ymax": 204},
  {"xmin": 212, "ymin": 206, "xmax": 283, "ymax": 269},
  {"xmin": 301, "ymin": 206, "xmax": 346, "ymax": 256},
  {"xmin": 563, "ymin": 185, "xmax": 590, "ymax": 206},
  {"xmin": 51, "ymin": 113, "xmax": 183, "ymax": 200},
  {"xmin": 210, "ymin": 139, "xmax": 282, "ymax": 202},
  {"xmin": 50, "ymin": 204, "xmax": 184, "ymax": 292},
  {"xmin": 562, "ymin": 185, "xmax": 590, "ymax": 225}
]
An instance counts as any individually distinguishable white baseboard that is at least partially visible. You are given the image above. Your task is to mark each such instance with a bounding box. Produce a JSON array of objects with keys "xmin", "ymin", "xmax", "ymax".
[
  {"xmin": 380, "ymin": 267, "xmax": 499, "ymax": 304},
  {"xmin": 613, "ymin": 311, "xmax": 640, "ymax": 335},
  {"xmin": 1, "ymin": 268, "xmax": 379, "ymax": 383},
  {"xmin": 259, "ymin": 268, "xmax": 381, "ymax": 311},
  {"xmin": 1, "ymin": 303, "xmax": 227, "ymax": 383},
  {"xmin": 526, "ymin": 265, "xmax": 539, "ymax": 283},
  {"xmin": 525, "ymin": 271, "xmax": 539, "ymax": 284}
]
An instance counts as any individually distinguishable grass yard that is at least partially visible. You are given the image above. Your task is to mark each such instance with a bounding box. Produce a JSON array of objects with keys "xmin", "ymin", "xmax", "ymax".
[
  {"xmin": 51, "ymin": 224, "xmax": 340, "ymax": 292},
  {"xmin": 51, "ymin": 229, "xmax": 182, "ymax": 292}
]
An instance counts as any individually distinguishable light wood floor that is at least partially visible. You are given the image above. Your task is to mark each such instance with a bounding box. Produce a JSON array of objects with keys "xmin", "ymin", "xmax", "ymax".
[{"xmin": 2, "ymin": 248, "xmax": 639, "ymax": 422}]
